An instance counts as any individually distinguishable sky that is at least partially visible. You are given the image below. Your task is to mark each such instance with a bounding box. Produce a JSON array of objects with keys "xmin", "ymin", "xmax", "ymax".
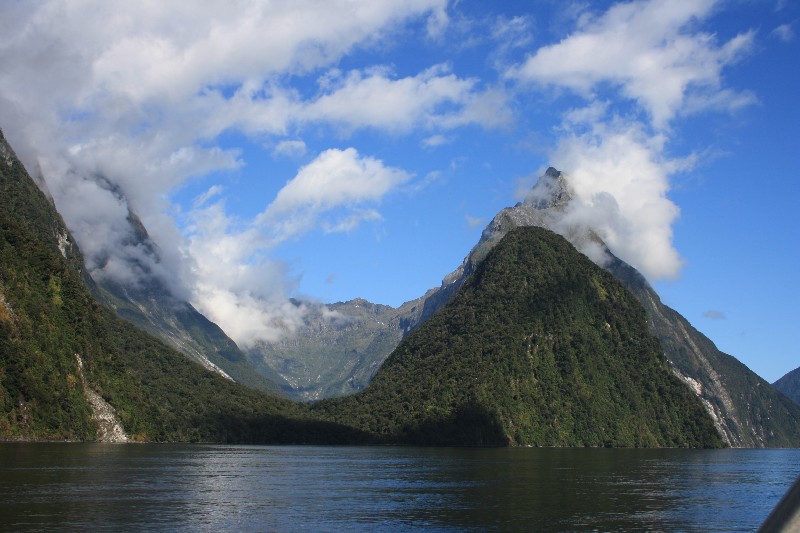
[{"xmin": 0, "ymin": 0, "xmax": 797, "ymax": 382}]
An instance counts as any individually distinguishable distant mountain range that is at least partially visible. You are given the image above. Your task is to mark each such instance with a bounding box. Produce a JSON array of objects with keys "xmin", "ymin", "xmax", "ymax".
[{"xmin": 3, "ymin": 127, "xmax": 800, "ymax": 447}]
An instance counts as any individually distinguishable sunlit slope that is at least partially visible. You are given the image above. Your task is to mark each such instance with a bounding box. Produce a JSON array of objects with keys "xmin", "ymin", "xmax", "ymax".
[{"xmin": 314, "ymin": 227, "xmax": 724, "ymax": 448}]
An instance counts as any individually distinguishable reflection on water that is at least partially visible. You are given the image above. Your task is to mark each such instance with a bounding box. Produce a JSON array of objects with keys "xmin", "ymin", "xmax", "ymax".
[{"xmin": 0, "ymin": 444, "xmax": 797, "ymax": 531}]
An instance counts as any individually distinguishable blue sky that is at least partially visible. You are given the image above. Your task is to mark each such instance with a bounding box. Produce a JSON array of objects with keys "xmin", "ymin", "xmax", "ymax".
[{"xmin": 0, "ymin": 0, "xmax": 797, "ymax": 381}]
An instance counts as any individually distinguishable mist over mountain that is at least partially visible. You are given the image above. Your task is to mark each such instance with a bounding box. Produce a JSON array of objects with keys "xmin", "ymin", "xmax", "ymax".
[
  {"xmin": 1, "ymin": 128, "xmax": 351, "ymax": 442},
  {"xmin": 91, "ymin": 207, "xmax": 288, "ymax": 395}
]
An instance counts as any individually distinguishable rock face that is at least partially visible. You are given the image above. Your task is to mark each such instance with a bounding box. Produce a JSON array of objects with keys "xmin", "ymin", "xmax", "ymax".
[{"xmin": 75, "ymin": 355, "xmax": 128, "ymax": 443}]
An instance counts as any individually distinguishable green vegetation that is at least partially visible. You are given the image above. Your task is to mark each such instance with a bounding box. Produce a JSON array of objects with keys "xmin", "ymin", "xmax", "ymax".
[{"xmin": 313, "ymin": 227, "xmax": 724, "ymax": 448}]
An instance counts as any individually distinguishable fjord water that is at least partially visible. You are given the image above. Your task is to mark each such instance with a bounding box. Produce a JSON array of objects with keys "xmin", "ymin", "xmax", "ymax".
[{"xmin": 0, "ymin": 444, "xmax": 797, "ymax": 531}]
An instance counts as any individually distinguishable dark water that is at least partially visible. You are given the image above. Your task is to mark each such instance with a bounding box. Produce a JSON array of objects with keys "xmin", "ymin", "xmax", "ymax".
[{"xmin": 0, "ymin": 444, "xmax": 797, "ymax": 532}]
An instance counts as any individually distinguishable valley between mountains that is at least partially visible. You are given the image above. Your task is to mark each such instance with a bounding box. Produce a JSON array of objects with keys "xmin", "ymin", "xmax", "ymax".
[{"xmin": 2, "ymin": 128, "xmax": 800, "ymax": 447}]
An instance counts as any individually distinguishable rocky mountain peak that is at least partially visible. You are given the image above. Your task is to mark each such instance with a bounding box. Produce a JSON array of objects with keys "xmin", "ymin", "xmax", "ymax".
[{"xmin": 522, "ymin": 166, "xmax": 573, "ymax": 210}]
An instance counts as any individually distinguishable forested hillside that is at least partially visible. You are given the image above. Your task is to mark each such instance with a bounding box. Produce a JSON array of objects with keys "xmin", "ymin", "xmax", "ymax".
[{"xmin": 313, "ymin": 227, "xmax": 723, "ymax": 448}]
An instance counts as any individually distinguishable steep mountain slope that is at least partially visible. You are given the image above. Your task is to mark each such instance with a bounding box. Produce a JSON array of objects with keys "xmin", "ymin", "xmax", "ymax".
[
  {"xmin": 313, "ymin": 227, "xmax": 723, "ymax": 448},
  {"xmin": 0, "ymin": 129, "xmax": 360, "ymax": 443},
  {"xmin": 774, "ymin": 367, "xmax": 800, "ymax": 404},
  {"xmin": 89, "ymin": 203, "xmax": 287, "ymax": 395}
]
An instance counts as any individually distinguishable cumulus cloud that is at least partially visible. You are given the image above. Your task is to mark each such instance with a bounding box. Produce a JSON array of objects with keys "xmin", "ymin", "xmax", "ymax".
[
  {"xmin": 703, "ymin": 310, "xmax": 726, "ymax": 320},
  {"xmin": 260, "ymin": 148, "xmax": 411, "ymax": 242},
  {"xmin": 507, "ymin": 0, "xmax": 756, "ymax": 281},
  {"xmin": 183, "ymin": 198, "xmax": 306, "ymax": 346},
  {"xmin": 273, "ymin": 140, "xmax": 308, "ymax": 158},
  {"xmin": 550, "ymin": 118, "xmax": 685, "ymax": 279},
  {"xmin": 305, "ymin": 65, "xmax": 511, "ymax": 132},
  {"xmin": 182, "ymin": 148, "xmax": 407, "ymax": 346},
  {"xmin": 510, "ymin": 0, "xmax": 755, "ymax": 129}
]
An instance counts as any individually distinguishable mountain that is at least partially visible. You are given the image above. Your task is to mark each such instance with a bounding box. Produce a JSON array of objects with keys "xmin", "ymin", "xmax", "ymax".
[
  {"xmin": 0, "ymin": 128, "xmax": 362, "ymax": 443},
  {"xmin": 774, "ymin": 367, "xmax": 800, "ymax": 404},
  {"xmin": 6, "ymin": 120, "xmax": 796, "ymax": 449},
  {"xmin": 274, "ymin": 167, "xmax": 800, "ymax": 446},
  {"xmin": 312, "ymin": 226, "xmax": 724, "ymax": 448},
  {"xmin": 248, "ymin": 297, "xmax": 431, "ymax": 400},
  {"xmin": 450, "ymin": 168, "xmax": 800, "ymax": 447}
]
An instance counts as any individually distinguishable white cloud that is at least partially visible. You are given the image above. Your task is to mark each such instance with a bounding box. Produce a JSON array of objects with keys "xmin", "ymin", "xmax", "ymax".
[
  {"xmin": 550, "ymin": 116, "xmax": 686, "ymax": 280},
  {"xmin": 305, "ymin": 65, "xmax": 510, "ymax": 132},
  {"xmin": 323, "ymin": 209, "xmax": 383, "ymax": 234},
  {"xmin": 273, "ymin": 139, "xmax": 308, "ymax": 158},
  {"xmin": 506, "ymin": 0, "xmax": 759, "ymax": 282},
  {"xmin": 422, "ymin": 134, "xmax": 450, "ymax": 148},
  {"xmin": 261, "ymin": 148, "xmax": 411, "ymax": 241},
  {"xmin": 772, "ymin": 23, "xmax": 795, "ymax": 43},
  {"xmin": 181, "ymin": 148, "xmax": 410, "ymax": 346},
  {"xmin": 0, "ymin": 0, "xmax": 450, "ymax": 347},
  {"xmin": 510, "ymin": 0, "xmax": 755, "ymax": 129},
  {"xmin": 183, "ymin": 199, "xmax": 307, "ymax": 346}
]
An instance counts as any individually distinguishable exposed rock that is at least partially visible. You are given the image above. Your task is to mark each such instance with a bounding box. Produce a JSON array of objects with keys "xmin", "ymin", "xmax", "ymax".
[{"xmin": 75, "ymin": 354, "xmax": 128, "ymax": 443}]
